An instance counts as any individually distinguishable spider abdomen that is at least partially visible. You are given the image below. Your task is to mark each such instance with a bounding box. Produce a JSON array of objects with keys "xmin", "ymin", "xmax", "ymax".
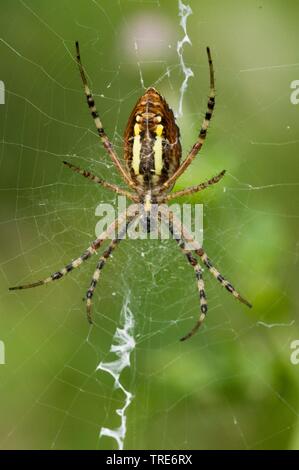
[{"xmin": 124, "ymin": 87, "xmax": 181, "ymax": 190}]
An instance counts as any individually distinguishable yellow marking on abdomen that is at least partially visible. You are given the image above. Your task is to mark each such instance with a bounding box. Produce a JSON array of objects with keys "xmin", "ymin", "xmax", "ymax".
[
  {"xmin": 153, "ymin": 124, "xmax": 163, "ymax": 175},
  {"xmin": 156, "ymin": 124, "xmax": 163, "ymax": 137},
  {"xmin": 132, "ymin": 123, "xmax": 141, "ymax": 175}
]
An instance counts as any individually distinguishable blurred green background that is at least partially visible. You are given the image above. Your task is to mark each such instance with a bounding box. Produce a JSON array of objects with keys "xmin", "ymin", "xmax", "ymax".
[{"xmin": 1, "ymin": 0, "xmax": 299, "ymax": 450}]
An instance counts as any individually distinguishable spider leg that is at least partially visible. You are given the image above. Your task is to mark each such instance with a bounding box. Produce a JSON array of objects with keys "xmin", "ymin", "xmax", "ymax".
[
  {"xmin": 164, "ymin": 169, "xmax": 225, "ymax": 202},
  {"xmin": 160, "ymin": 47, "xmax": 215, "ymax": 192},
  {"xmin": 195, "ymin": 247, "xmax": 252, "ymax": 308},
  {"xmin": 159, "ymin": 210, "xmax": 207, "ymax": 341},
  {"xmin": 85, "ymin": 214, "xmax": 139, "ymax": 323},
  {"xmin": 63, "ymin": 161, "xmax": 138, "ymax": 202},
  {"xmin": 167, "ymin": 207, "xmax": 251, "ymax": 308},
  {"xmin": 9, "ymin": 245, "xmax": 97, "ymax": 291},
  {"xmin": 160, "ymin": 205, "xmax": 252, "ymax": 309},
  {"xmin": 75, "ymin": 41, "xmax": 135, "ymax": 189},
  {"xmin": 85, "ymin": 238, "xmax": 121, "ymax": 323},
  {"xmin": 9, "ymin": 207, "xmax": 136, "ymax": 291}
]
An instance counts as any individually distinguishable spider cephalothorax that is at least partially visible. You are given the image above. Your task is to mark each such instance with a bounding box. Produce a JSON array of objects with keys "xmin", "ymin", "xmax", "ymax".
[{"xmin": 9, "ymin": 41, "xmax": 252, "ymax": 341}]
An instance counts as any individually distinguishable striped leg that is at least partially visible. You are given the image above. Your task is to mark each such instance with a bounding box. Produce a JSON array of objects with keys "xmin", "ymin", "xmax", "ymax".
[
  {"xmin": 85, "ymin": 216, "xmax": 137, "ymax": 323},
  {"xmin": 63, "ymin": 161, "xmax": 138, "ymax": 202},
  {"xmin": 164, "ymin": 212, "xmax": 208, "ymax": 341},
  {"xmin": 195, "ymin": 248, "xmax": 252, "ymax": 308},
  {"xmin": 160, "ymin": 47, "xmax": 215, "ymax": 192},
  {"xmin": 9, "ymin": 244, "xmax": 98, "ymax": 291},
  {"xmin": 75, "ymin": 41, "xmax": 134, "ymax": 189},
  {"xmin": 85, "ymin": 238, "xmax": 120, "ymax": 323},
  {"xmin": 164, "ymin": 170, "xmax": 225, "ymax": 202},
  {"xmin": 160, "ymin": 206, "xmax": 252, "ymax": 310},
  {"xmin": 9, "ymin": 208, "xmax": 136, "ymax": 292}
]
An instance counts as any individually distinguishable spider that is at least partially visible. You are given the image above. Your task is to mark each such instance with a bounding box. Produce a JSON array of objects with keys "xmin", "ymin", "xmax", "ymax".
[{"xmin": 9, "ymin": 42, "xmax": 252, "ymax": 341}]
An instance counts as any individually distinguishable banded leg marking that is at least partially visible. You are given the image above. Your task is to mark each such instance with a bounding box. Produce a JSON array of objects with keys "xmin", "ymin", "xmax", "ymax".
[
  {"xmin": 165, "ymin": 169, "xmax": 225, "ymax": 202},
  {"xmin": 75, "ymin": 41, "xmax": 134, "ymax": 188},
  {"xmin": 9, "ymin": 245, "xmax": 97, "ymax": 291},
  {"xmin": 63, "ymin": 160, "xmax": 138, "ymax": 202},
  {"xmin": 195, "ymin": 248, "xmax": 252, "ymax": 308},
  {"xmin": 85, "ymin": 238, "xmax": 120, "ymax": 323},
  {"xmin": 160, "ymin": 47, "xmax": 216, "ymax": 192},
  {"xmin": 161, "ymin": 206, "xmax": 252, "ymax": 312},
  {"xmin": 9, "ymin": 208, "xmax": 135, "ymax": 292},
  {"xmin": 85, "ymin": 215, "xmax": 138, "ymax": 323},
  {"xmin": 166, "ymin": 214, "xmax": 208, "ymax": 341}
]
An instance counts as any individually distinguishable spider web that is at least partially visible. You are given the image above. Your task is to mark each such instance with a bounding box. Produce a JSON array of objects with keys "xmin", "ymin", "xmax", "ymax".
[{"xmin": 0, "ymin": 0, "xmax": 299, "ymax": 450}]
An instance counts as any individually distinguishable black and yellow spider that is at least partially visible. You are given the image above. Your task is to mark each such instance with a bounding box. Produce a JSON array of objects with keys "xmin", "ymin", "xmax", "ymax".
[{"xmin": 9, "ymin": 42, "xmax": 252, "ymax": 341}]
